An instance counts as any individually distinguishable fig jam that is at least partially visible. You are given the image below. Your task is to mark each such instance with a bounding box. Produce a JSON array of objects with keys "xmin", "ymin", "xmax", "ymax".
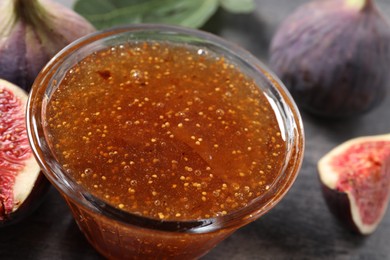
[{"xmin": 46, "ymin": 41, "xmax": 286, "ymax": 221}]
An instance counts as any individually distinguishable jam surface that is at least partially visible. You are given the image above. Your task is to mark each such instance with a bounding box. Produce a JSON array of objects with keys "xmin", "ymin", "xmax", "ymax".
[{"xmin": 46, "ymin": 42, "xmax": 286, "ymax": 221}]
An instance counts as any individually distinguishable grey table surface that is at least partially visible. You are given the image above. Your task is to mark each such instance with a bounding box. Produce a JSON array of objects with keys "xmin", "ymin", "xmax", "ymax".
[{"xmin": 1, "ymin": 0, "xmax": 390, "ymax": 259}]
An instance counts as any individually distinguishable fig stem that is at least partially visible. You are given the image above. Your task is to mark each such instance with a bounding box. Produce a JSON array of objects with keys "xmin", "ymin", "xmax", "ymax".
[
  {"xmin": 13, "ymin": 0, "xmax": 48, "ymax": 25},
  {"xmin": 345, "ymin": 0, "xmax": 374, "ymax": 11},
  {"xmin": 362, "ymin": 0, "xmax": 375, "ymax": 12}
]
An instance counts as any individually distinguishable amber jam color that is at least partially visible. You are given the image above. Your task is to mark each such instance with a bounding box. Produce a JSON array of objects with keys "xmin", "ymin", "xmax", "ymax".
[
  {"xmin": 47, "ymin": 41, "xmax": 285, "ymax": 221},
  {"xmin": 27, "ymin": 25, "xmax": 304, "ymax": 260}
]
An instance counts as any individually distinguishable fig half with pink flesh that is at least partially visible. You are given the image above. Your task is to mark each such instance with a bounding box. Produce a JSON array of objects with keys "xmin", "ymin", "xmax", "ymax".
[
  {"xmin": 0, "ymin": 79, "xmax": 49, "ymax": 226},
  {"xmin": 318, "ymin": 134, "xmax": 390, "ymax": 235}
]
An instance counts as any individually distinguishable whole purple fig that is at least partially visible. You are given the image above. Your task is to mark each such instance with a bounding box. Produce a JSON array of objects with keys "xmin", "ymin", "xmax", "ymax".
[
  {"xmin": 269, "ymin": 0, "xmax": 390, "ymax": 118},
  {"xmin": 0, "ymin": 0, "xmax": 96, "ymax": 92}
]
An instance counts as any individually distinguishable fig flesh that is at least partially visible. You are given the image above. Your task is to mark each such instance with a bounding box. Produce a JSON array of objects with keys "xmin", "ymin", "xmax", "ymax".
[
  {"xmin": 318, "ymin": 134, "xmax": 390, "ymax": 235},
  {"xmin": 0, "ymin": 79, "xmax": 49, "ymax": 226},
  {"xmin": 0, "ymin": 0, "xmax": 95, "ymax": 92},
  {"xmin": 269, "ymin": 0, "xmax": 390, "ymax": 117}
]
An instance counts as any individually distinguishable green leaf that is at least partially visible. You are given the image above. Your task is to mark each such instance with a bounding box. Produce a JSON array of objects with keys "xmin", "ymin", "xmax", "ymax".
[
  {"xmin": 218, "ymin": 0, "xmax": 255, "ymax": 13},
  {"xmin": 74, "ymin": 0, "xmax": 220, "ymax": 29}
]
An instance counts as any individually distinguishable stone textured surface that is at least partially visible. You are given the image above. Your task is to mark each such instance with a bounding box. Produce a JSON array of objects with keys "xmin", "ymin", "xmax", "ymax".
[{"xmin": 1, "ymin": 0, "xmax": 390, "ymax": 259}]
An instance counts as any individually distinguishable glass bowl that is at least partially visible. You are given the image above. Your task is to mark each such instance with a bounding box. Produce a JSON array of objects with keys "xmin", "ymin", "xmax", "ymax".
[{"xmin": 27, "ymin": 24, "xmax": 304, "ymax": 259}]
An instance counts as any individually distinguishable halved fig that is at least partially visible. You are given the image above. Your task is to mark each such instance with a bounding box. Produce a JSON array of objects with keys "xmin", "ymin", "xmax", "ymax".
[
  {"xmin": 318, "ymin": 134, "xmax": 390, "ymax": 235},
  {"xmin": 0, "ymin": 79, "xmax": 49, "ymax": 226}
]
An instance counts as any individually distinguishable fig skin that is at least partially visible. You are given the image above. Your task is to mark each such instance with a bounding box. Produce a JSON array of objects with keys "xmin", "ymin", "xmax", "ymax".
[
  {"xmin": 0, "ymin": 174, "xmax": 50, "ymax": 227},
  {"xmin": 321, "ymin": 182, "xmax": 365, "ymax": 235},
  {"xmin": 269, "ymin": 0, "xmax": 390, "ymax": 118},
  {"xmin": 0, "ymin": 0, "xmax": 96, "ymax": 92},
  {"xmin": 0, "ymin": 79, "xmax": 50, "ymax": 227},
  {"xmin": 318, "ymin": 134, "xmax": 390, "ymax": 235}
]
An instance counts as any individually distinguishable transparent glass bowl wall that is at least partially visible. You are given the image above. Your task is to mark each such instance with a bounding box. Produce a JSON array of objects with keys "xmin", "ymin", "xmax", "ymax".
[{"xmin": 27, "ymin": 24, "xmax": 304, "ymax": 259}]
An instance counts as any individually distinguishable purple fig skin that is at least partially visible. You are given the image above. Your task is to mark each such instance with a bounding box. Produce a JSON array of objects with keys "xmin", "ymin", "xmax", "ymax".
[
  {"xmin": 269, "ymin": 0, "xmax": 390, "ymax": 118},
  {"xmin": 0, "ymin": 22, "xmax": 41, "ymax": 94},
  {"xmin": 321, "ymin": 182, "xmax": 363, "ymax": 235},
  {"xmin": 0, "ymin": 173, "xmax": 50, "ymax": 227},
  {"xmin": 0, "ymin": 0, "xmax": 96, "ymax": 92}
]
